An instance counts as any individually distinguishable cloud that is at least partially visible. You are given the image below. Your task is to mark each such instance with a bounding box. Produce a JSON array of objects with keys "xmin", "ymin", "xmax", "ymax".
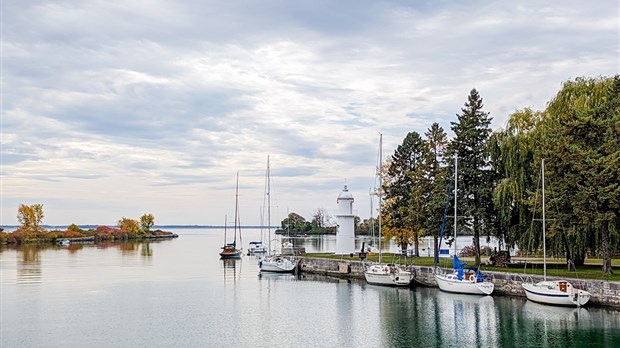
[{"xmin": 2, "ymin": 0, "xmax": 618, "ymax": 225}]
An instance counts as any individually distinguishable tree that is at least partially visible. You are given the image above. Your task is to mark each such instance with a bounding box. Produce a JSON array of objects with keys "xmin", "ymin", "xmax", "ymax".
[
  {"xmin": 383, "ymin": 131, "xmax": 425, "ymax": 253},
  {"xmin": 281, "ymin": 212, "xmax": 308, "ymax": 232},
  {"xmin": 422, "ymin": 123, "xmax": 450, "ymax": 260},
  {"xmin": 449, "ymin": 89, "xmax": 493, "ymax": 266},
  {"xmin": 140, "ymin": 213, "xmax": 155, "ymax": 233},
  {"xmin": 17, "ymin": 203, "xmax": 45, "ymax": 233},
  {"xmin": 67, "ymin": 223, "xmax": 84, "ymax": 233},
  {"xmin": 118, "ymin": 217, "xmax": 140, "ymax": 233},
  {"xmin": 312, "ymin": 208, "xmax": 332, "ymax": 229},
  {"xmin": 539, "ymin": 76, "xmax": 620, "ymax": 273},
  {"xmin": 488, "ymin": 108, "xmax": 542, "ymax": 252}
]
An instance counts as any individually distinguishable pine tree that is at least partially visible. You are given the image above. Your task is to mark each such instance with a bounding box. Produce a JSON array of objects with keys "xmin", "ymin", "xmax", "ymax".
[
  {"xmin": 450, "ymin": 89, "xmax": 493, "ymax": 266},
  {"xmin": 422, "ymin": 123, "xmax": 449, "ymax": 260},
  {"xmin": 383, "ymin": 131, "xmax": 425, "ymax": 253}
]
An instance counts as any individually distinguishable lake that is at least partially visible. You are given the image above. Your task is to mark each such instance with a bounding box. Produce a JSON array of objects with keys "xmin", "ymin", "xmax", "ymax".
[{"xmin": 1, "ymin": 228, "xmax": 619, "ymax": 347}]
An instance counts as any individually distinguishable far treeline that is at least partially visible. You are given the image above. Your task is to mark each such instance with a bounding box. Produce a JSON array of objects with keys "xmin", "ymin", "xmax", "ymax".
[{"xmin": 0, "ymin": 205, "xmax": 175, "ymax": 244}]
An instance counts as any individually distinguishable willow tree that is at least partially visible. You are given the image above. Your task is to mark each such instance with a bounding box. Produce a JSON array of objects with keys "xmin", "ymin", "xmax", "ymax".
[
  {"xmin": 449, "ymin": 89, "xmax": 493, "ymax": 266},
  {"xmin": 488, "ymin": 108, "xmax": 542, "ymax": 251},
  {"xmin": 383, "ymin": 131, "xmax": 425, "ymax": 253},
  {"xmin": 538, "ymin": 75, "xmax": 620, "ymax": 273}
]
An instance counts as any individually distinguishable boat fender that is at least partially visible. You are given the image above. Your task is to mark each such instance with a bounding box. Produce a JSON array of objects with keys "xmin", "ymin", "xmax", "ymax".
[{"xmin": 469, "ymin": 274, "xmax": 476, "ymax": 282}]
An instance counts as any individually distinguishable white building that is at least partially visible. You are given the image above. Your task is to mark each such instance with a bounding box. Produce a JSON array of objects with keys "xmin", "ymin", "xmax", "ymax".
[{"xmin": 335, "ymin": 185, "xmax": 355, "ymax": 254}]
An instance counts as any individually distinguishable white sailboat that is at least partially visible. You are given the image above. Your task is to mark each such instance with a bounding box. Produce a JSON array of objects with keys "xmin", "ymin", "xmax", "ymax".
[
  {"xmin": 259, "ymin": 156, "xmax": 296, "ymax": 273},
  {"xmin": 364, "ymin": 133, "xmax": 414, "ymax": 287},
  {"xmin": 521, "ymin": 159, "xmax": 590, "ymax": 306},
  {"xmin": 434, "ymin": 156, "xmax": 494, "ymax": 295},
  {"xmin": 248, "ymin": 206, "xmax": 268, "ymax": 255}
]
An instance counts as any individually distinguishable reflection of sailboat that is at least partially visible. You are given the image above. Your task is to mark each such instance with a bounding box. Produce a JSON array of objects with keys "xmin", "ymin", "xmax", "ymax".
[
  {"xmin": 522, "ymin": 300, "xmax": 590, "ymax": 325},
  {"xmin": 221, "ymin": 257, "xmax": 241, "ymax": 280},
  {"xmin": 220, "ymin": 173, "xmax": 243, "ymax": 259},
  {"xmin": 522, "ymin": 159, "xmax": 590, "ymax": 306},
  {"xmin": 433, "ymin": 288, "xmax": 497, "ymax": 348},
  {"xmin": 259, "ymin": 156, "xmax": 296, "ymax": 273},
  {"xmin": 364, "ymin": 133, "xmax": 413, "ymax": 287},
  {"xmin": 434, "ymin": 156, "xmax": 494, "ymax": 295}
]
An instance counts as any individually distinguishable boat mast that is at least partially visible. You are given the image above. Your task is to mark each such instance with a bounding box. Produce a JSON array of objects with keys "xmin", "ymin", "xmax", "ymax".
[
  {"xmin": 454, "ymin": 155, "xmax": 458, "ymax": 255},
  {"xmin": 542, "ymin": 159, "xmax": 546, "ymax": 280},
  {"xmin": 234, "ymin": 172, "xmax": 239, "ymax": 248},
  {"xmin": 378, "ymin": 133, "xmax": 383, "ymax": 264},
  {"xmin": 267, "ymin": 155, "xmax": 271, "ymax": 256}
]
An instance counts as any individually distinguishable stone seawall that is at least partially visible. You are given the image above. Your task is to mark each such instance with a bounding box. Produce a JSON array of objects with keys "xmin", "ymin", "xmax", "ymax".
[{"xmin": 296, "ymin": 256, "xmax": 620, "ymax": 308}]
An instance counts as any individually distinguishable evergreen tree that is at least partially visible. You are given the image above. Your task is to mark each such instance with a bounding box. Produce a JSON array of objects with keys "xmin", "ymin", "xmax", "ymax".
[
  {"xmin": 422, "ymin": 123, "xmax": 449, "ymax": 260},
  {"xmin": 449, "ymin": 89, "xmax": 493, "ymax": 266},
  {"xmin": 383, "ymin": 131, "xmax": 425, "ymax": 252}
]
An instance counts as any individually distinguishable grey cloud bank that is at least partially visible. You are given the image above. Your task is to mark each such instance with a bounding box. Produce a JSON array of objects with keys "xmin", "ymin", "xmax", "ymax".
[{"xmin": 2, "ymin": 1, "xmax": 618, "ymax": 225}]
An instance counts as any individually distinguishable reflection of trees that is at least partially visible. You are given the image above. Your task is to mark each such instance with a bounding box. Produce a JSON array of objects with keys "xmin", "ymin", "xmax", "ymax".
[
  {"xmin": 141, "ymin": 242, "xmax": 152, "ymax": 257},
  {"xmin": 17, "ymin": 245, "xmax": 42, "ymax": 284},
  {"xmin": 67, "ymin": 244, "xmax": 83, "ymax": 253},
  {"xmin": 120, "ymin": 242, "xmax": 138, "ymax": 253}
]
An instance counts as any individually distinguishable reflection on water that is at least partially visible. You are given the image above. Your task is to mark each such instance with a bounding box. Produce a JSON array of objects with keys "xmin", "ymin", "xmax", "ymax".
[
  {"xmin": 17, "ymin": 245, "xmax": 42, "ymax": 285},
  {"xmin": 221, "ymin": 258, "xmax": 241, "ymax": 281},
  {"xmin": 1, "ymin": 228, "xmax": 619, "ymax": 348},
  {"xmin": 5, "ymin": 240, "xmax": 161, "ymax": 285}
]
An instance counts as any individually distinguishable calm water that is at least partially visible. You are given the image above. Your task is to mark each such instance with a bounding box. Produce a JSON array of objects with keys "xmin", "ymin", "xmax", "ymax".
[{"xmin": 1, "ymin": 228, "xmax": 619, "ymax": 348}]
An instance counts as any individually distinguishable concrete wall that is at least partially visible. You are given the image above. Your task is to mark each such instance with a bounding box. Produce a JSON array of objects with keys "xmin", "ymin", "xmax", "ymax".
[{"xmin": 296, "ymin": 256, "xmax": 620, "ymax": 308}]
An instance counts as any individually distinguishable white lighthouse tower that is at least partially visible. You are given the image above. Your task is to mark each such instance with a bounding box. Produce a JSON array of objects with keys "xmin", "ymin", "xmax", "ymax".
[{"xmin": 335, "ymin": 185, "xmax": 356, "ymax": 255}]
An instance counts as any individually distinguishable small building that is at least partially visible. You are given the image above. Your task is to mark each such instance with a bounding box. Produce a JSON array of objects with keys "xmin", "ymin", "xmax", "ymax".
[{"xmin": 335, "ymin": 185, "xmax": 355, "ymax": 255}]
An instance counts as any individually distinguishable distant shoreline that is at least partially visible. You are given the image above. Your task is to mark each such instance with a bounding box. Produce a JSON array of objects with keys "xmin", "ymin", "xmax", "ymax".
[{"xmin": 1, "ymin": 225, "xmax": 280, "ymax": 230}]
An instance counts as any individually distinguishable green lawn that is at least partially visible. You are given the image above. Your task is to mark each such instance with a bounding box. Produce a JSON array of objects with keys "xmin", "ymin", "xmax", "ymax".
[{"xmin": 304, "ymin": 253, "xmax": 620, "ymax": 282}]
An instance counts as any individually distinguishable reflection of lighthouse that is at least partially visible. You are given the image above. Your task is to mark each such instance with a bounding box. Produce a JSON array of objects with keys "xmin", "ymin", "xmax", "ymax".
[{"xmin": 335, "ymin": 185, "xmax": 355, "ymax": 255}]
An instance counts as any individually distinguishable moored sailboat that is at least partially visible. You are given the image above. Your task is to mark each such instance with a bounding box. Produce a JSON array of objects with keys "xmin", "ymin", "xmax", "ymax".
[
  {"xmin": 434, "ymin": 155, "xmax": 494, "ymax": 295},
  {"xmin": 220, "ymin": 173, "xmax": 243, "ymax": 259},
  {"xmin": 364, "ymin": 133, "xmax": 414, "ymax": 287},
  {"xmin": 259, "ymin": 156, "xmax": 296, "ymax": 273},
  {"xmin": 521, "ymin": 159, "xmax": 590, "ymax": 306}
]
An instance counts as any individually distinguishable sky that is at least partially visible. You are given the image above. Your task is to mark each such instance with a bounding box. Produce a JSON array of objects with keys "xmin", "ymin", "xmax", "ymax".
[{"xmin": 2, "ymin": 1, "xmax": 619, "ymax": 227}]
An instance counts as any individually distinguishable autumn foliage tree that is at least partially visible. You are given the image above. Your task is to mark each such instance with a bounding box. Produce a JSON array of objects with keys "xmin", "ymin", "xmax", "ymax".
[
  {"xmin": 17, "ymin": 203, "xmax": 45, "ymax": 233},
  {"xmin": 140, "ymin": 213, "xmax": 155, "ymax": 233},
  {"xmin": 118, "ymin": 217, "xmax": 141, "ymax": 234}
]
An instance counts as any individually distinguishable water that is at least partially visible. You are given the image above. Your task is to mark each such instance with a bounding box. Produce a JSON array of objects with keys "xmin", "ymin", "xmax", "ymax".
[{"xmin": 1, "ymin": 228, "xmax": 619, "ymax": 347}]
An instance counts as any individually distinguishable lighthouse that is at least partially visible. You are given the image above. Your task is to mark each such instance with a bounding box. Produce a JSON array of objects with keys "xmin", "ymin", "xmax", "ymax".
[{"xmin": 335, "ymin": 185, "xmax": 356, "ymax": 255}]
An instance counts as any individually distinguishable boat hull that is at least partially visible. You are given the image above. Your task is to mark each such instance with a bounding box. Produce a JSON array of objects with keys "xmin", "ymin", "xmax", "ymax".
[
  {"xmin": 364, "ymin": 264, "xmax": 413, "ymax": 287},
  {"xmin": 220, "ymin": 250, "xmax": 243, "ymax": 259},
  {"xmin": 522, "ymin": 281, "xmax": 590, "ymax": 307},
  {"xmin": 260, "ymin": 256, "xmax": 296, "ymax": 273},
  {"xmin": 435, "ymin": 273, "xmax": 494, "ymax": 295}
]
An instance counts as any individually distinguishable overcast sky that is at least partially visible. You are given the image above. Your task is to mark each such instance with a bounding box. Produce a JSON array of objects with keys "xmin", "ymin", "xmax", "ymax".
[{"xmin": 2, "ymin": 1, "xmax": 618, "ymax": 226}]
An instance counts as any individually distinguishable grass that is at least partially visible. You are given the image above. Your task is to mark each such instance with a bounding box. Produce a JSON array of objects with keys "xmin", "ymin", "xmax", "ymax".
[{"xmin": 303, "ymin": 252, "xmax": 620, "ymax": 282}]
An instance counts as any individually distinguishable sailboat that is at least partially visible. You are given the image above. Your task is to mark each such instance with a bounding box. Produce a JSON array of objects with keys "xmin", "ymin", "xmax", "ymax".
[
  {"xmin": 521, "ymin": 159, "xmax": 590, "ymax": 306},
  {"xmin": 363, "ymin": 133, "xmax": 414, "ymax": 287},
  {"xmin": 248, "ymin": 206, "xmax": 268, "ymax": 255},
  {"xmin": 220, "ymin": 173, "xmax": 243, "ymax": 259},
  {"xmin": 434, "ymin": 155, "xmax": 494, "ymax": 295},
  {"xmin": 259, "ymin": 156, "xmax": 296, "ymax": 273}
]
